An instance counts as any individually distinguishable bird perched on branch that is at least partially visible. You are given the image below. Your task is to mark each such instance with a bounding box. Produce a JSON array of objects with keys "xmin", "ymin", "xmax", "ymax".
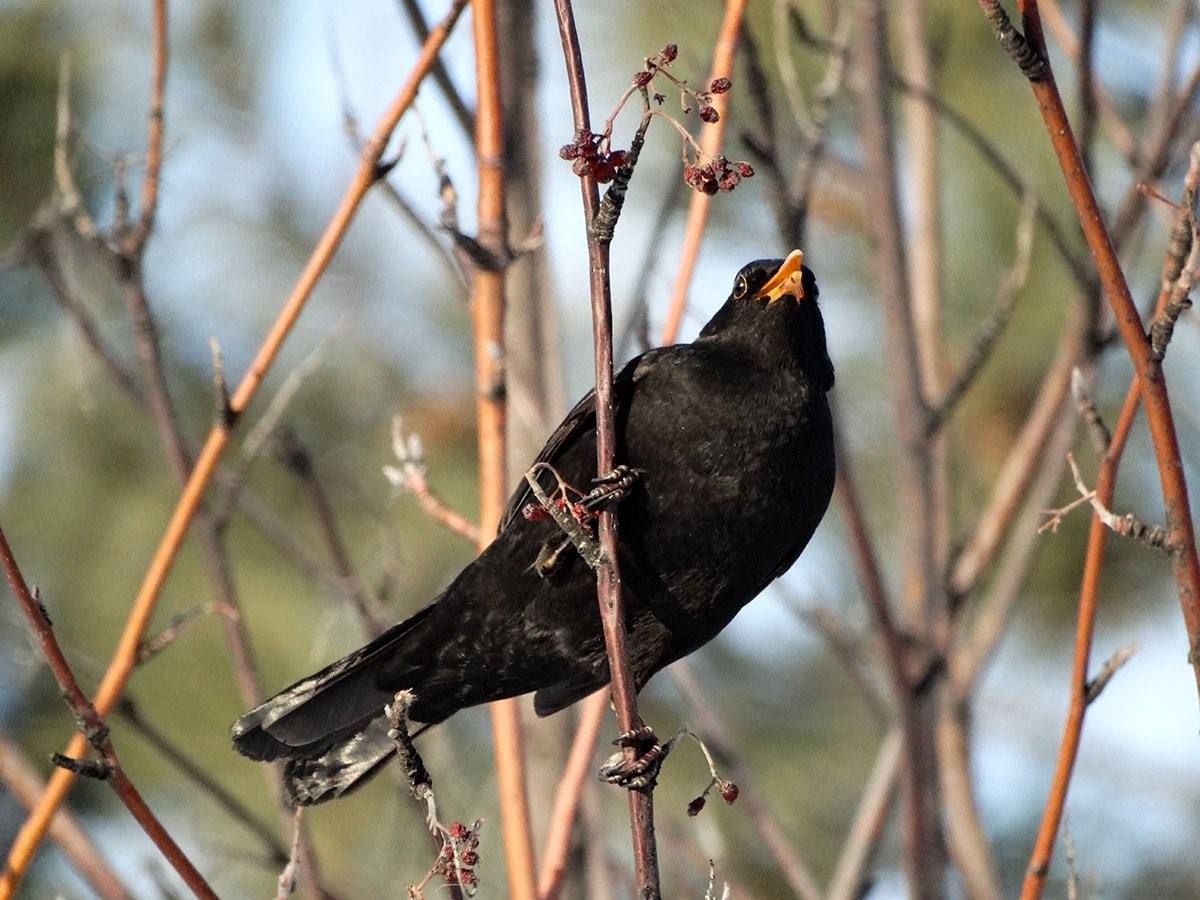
[{"xmin": 232, "ymin": 250, "xmax": 836, "ymax": 804}]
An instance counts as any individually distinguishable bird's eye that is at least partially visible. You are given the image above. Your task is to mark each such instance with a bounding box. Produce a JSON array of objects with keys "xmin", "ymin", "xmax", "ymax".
[{"xmin": 733, "ymin": 275, "xmax": 748, "ymax": 299}]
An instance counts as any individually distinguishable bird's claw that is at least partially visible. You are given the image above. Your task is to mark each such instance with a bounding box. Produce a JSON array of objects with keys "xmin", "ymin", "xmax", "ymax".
[
  {"xmin": 597, "ymin": 725, "xmax": 668, "ymax": 790},
  {"xmin": 583, "ymin": 465, "xmax": 642, "ymax": 511}
]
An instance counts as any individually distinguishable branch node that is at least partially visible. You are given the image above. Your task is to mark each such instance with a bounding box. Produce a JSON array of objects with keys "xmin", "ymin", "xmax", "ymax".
[
  {"xmin": 50, "ymin": 752, "xmax": 112, "ymax": 781},
  {"xmin": 978, "ymin": 0, "xmax": 1047, "ymax": 81}
]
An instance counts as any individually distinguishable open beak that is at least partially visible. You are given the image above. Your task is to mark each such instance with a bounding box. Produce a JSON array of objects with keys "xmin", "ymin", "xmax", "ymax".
[{"xmin": 754, "ymin": 249, "xmax": 805, "ymax": 302}]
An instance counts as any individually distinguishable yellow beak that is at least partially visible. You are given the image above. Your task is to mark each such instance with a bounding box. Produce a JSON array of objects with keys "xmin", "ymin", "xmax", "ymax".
[{"xmin": 753, "ymin": 249, "xmax": 805, "ymax": 302}]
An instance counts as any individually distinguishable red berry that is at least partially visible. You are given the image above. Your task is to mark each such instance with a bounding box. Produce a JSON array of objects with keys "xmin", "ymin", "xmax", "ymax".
[
  {"xmin": 634, "ymin": 70, "xmax": 654, "ymax": 88},
  {"xmin": 608, "ymin": 149, "xmax": 628, "ymax": 169},
  {"xmin": 718, "ymin": 171, "xmax": 740, "ymax": 191},
  {"xmin": 661, "ymin": 43, "xmax": 678, "ymax": 62},
  {"xmin": 735, "ymin": 161, "xmax": 755, "ymax": 178},
  {"xmin": 460, "ymin": 851, "xmax": 479, "ymax": 866},
  {"xmin": 709, "ymin": 77, "xmax": 732, "ymax": 94},
  {"xmin": 720, "ymin": 782, "xmax": 740, "ymax": 804},
  {"xmin": 699, "ymin": 106, "xmax": 719, "ymax": 123},
  {"xmin": 522, "ymin": 503, "xmax": 550, "ymax": 522},
  {"xmin": 593, "ymin": 160, "xmax": 616, "ymax": 184},
  {"xmin": 687, "ymin": 795, "xmax": 706, "ymax": 816},
  {"xmin": 571, "ymin": 157, "xmax": 589, "ymax": 177},
  {"xmin": 449, "ymin": 822, "xmax": 469, "ymax": 840},
  {"xmin": 559, "ymin": 143, "xmax": 579, "ymax": 161},
  {"xmin": 700, "ymin": 178, "xmax": 719, "ymax": 195}
]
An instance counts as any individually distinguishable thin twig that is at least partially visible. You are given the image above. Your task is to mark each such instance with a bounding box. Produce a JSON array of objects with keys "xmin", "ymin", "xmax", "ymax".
[
  {"xmin": 385, "ymin": 417, "xmax": 481, "ymax": 546},
  {"xmin": 927, "ymin": 191, "xmax": 1037, "ymax": 435}
]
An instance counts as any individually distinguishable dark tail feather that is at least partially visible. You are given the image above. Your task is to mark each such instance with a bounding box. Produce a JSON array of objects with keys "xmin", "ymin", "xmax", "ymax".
[
  {"xmin": 283, "ymin": 718, "xmax": 398, "ymax": 805},
  {"xmin": 231, "ymin": 606, "xmax": 434, "ymax": 764}
]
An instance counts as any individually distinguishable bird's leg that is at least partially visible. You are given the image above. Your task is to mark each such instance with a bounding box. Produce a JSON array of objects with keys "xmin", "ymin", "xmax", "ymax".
[
  {"xmin": 597, "ymin": 721, "xmax": 669, "ymax": 790},
  {"xmin": 582, "ymin": 465, "xmax": 642, "ymax": 511}
]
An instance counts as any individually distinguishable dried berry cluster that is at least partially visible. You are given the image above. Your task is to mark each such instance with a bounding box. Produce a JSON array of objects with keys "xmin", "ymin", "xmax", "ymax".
[
  {"xmin": 558, "ymin": 130, "xmax": 629, "ymax": 185},
  {"xmin": 683, "ymin": 155, "xmax": 754, "ymax": 195},
  {"xmin": 558, "ymin": 42, "xmax": 754, "ymax": 196},
  {"xmin": 686, "ymin": 778, "xmax": 740, "ymax": 817},
  {"xmin": 436, "ymin": 820, "xmax": 482, "ymax": 890}
]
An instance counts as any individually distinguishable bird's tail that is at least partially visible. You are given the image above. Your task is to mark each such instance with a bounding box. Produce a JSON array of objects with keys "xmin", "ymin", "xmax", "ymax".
[{"xmin": 231, "ymin": 605, "xmax": 434, "ymax": 805}]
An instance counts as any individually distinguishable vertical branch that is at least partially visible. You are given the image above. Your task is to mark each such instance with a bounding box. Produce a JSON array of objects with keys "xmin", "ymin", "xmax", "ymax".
[
  {"xmin": 0, "ymin": 4, "xmax": 469, "ymax": 891},
  {"xmin": 854, "ymin": 0, "xmax": 943, "ymax": 892},
  {"xmin": 658, "ymin": 0, "xmax": 748, "ymax": 346},
  {"xmin": 536, "ymin": 690, "xmax": 608, "ymax": 899},
  {"xmin": 471, "ymin": 3, "xmax": 537, "ymax": 898},
  {"xmin": 551, "ymin": 2, "xmax": 661, "ymax": 896}
]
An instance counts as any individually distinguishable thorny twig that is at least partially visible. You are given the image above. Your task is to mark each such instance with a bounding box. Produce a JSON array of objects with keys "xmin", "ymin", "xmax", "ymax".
[
  {"xmin": 1040, "ymin": 453, "xmax": 1177, "ymax": 555},
  {"xmin": 386, "ymin": 692, "xmax": 481, "ymax": 896}
]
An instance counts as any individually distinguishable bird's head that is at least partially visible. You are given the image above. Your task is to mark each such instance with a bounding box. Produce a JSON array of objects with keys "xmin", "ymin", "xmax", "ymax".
[
  {"xmin": 729, "ymin": 249, "xmax": 817, "ymax": 305},
  {"xmin": 699, "ymin": 250, "xmax": 833, "ymax": 392}
]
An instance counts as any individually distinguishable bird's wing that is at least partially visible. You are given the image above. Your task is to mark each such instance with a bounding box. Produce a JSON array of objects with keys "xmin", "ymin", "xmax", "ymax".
[{"xmin": 499, "ymin": 348, "xmax": 665, "ymax": 533}]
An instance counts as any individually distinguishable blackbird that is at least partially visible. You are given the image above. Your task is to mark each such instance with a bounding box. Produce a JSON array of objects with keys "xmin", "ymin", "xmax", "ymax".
[{"xmin": 233, "ymin": 250, "xmax": 835, "ymax": 804}]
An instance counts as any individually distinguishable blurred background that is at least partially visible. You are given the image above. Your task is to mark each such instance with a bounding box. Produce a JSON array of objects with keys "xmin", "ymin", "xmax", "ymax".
[{"xmin": 1, "ymin": 0, "xmax": 1199, "ymax": 896}]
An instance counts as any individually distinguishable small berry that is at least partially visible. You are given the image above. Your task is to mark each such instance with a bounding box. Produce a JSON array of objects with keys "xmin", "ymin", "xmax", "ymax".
[
  {"xmin": 522, "ymin": 502, "xmax": 550, "ymax": 522},
  {"xmin": 699, "ymin": 106, "xmax": 719, "ymax": 123},
  {"xmin": 460, "ymin": 851, "xmax": 479, "ymax": 866},
  {"xmin": 593, "ymin": 160, "xmax": 616, "ymax": 184},
  {"xmin": 709, "ymin": 77, "xmax": 732, "ymax": 94},
  {"xmin": 735, "ymin": 161, "xmax": 755, "ymax": 178},
  {"xmin": 571, "ymin": 157, "xmax": 590, "ymax": 177},
  {"xmin": 718, "ymin": 171, "xmax": 740, "ymax": 192},
  {"xmin": 720, "ymin": 781, "xmax": 740, "ymax": 804},
  {"xmin": 608, "ymin": 149, "xmax": 629, "ymax": 169},
  {"xmin": 700, "ymin": 178, "xmax": 719, "ymax": 195},
  {"xmin": 661, "ymin": 43, "xmax": 678, "ymax": 62},
  {"xmin": 633, "ymin": 70, "xmax": 654, "ymax": 88},
  {"xmin": 687, "ymin": 795, "xmax": 707, "ymax": 817},
  {"xmin": 449, "ymin": 822, "xmax": 469, "ymax": 840},
  {"xmin": 559, "ymin": 143, "xmax": 580, "ymax": 161}
]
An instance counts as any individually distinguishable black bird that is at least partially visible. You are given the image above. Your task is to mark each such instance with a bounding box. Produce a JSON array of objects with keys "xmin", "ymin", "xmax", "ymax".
[{"xmin": 233, "ymin": 250, "xmax": 836, "ymax": 804}]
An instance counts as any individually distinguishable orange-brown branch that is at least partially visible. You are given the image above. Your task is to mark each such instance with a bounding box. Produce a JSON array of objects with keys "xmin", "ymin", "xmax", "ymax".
[
  {"xmin": 658, "ymin": 0, "xmax": 748, "ymax": 346},
  {"xmin": 471, "ymin": 1, "xmax": 538, "ymax": 897}
]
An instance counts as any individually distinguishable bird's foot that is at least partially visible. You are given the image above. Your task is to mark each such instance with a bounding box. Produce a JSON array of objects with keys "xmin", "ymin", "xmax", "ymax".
[
  {"xmin": 583, "ymin": 465, "xmax": 642, "ymax": 511},
  {"xmin": 598, "ymin": 724, "xmax": 669, "ymax": 790}
]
